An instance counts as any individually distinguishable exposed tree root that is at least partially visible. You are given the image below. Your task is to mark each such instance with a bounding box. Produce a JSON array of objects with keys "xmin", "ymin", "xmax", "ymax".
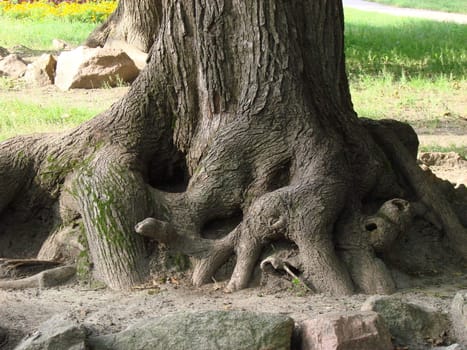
[
  {"xmin": 0, "ymin": 258, "xmax": 61, "ymax": 279},
  {"xmin": 0, "ymin": 265, "xmax": 76, "ymax": 290}
]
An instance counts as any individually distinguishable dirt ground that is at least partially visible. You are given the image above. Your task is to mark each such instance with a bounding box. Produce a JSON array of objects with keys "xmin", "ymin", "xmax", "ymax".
[
  {"xmin": 1, "ymin": 270, "xmax": 467, "ymax": 349},
  {"xmin": 0, "ymin": 81, "xmax": 466, "ymax": 349}
]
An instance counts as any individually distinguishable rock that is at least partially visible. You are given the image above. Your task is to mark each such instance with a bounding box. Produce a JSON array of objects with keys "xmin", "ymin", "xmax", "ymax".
[
  {"xmin": 52, "ymin": 39, "xmax": 71, "ymax": 51},
  {"xmin": 433, "ymin": 344, "xmax": 466, "ymax": 350},
  {"xmin": 0, "ymin": 46, "xmax": 9, "ymax": 58},
  {"xmin": 14, "ymin": 314, "xmax": 86, "ymax": 350},
  {"xmin": 104, "ymin": 39, "xmax": 148, "ymax": 70},
  {"xmin": 297, "ymin": 311, "xmax": 392, "ymax": 350},
  {"xmin": 24, "ymin": 54, "xmax": 57, "ymax": 86},
  {"xmin": 88, "ymin": 310, "xmax": 294, "ymax": 350},
  {"xmin": 451, "ymin": 290, "xmax": 467, "ymax": 345},
  {"xmin": 0, "ymin": 54, "xmax": 27, "ymax": 78},
  {"xmin": 54, "ymin": 46, "xmax": 140, "ymax": 90},
  {"xmin": 362, "ymin": 295, "xmax": 451, "ymax": 348}
]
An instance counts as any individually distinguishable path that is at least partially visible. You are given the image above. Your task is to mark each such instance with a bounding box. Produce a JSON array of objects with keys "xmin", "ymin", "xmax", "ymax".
[{"xmin": 342, "ymin": 0, "xmax": 467, "ymax": 24}]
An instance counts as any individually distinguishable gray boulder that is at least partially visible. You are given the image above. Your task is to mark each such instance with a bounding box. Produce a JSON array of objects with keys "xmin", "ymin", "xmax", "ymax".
[
  {"xmin": 433, "ymin": 344, "xmax": 466, "ymax": 350},
  {"xmin": 362, "ymin": 295, "xmax": 451, "ymax": 348},
  {"xmin": 451, "ymin": 290, "xmax": 467, "ymax": 345},
  {"xmin": 297, "ymin": 311, "xmax": 392, "ymax": 350},
  {"xmin": 14, "ymin": 314, "xmax": 86, "ymax": 350},
  {"xmin": 24, "ymin": 54, "xmax": 57, "ymax": 86},
  {"xmin": 0, "ymin": 54, "xmax": 27, "ymax": 78},
  {"xmin": 88, "ymin": 310, "xmax": 294, "ymax": 350},
  {"xmin": 55, "ymin": 46, "xmax": 139, "ymax": 90}
]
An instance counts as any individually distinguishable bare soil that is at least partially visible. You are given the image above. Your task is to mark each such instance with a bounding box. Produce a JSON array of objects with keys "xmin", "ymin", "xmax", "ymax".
[{"xmin": 0, "ymin": 76, "xmax": 466, "ymax": 349}]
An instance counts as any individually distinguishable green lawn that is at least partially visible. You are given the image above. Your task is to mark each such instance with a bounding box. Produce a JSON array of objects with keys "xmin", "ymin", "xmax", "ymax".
[
  {"xmin": 0, "ymin": 98, "xmax": 101, "ymax": 141},
  {"xmin": 367, "ymin": 0, "xmax": 467, "ymax": 14},
  {"xmin": 344, "ymin": 8, "xmax": 466, "ymax": 130},
  {"xmin": 0, "ymin": 17, "xmax": 95, "ymax": 50},
  {"xmin": 344, "ymin": 9, "xmax": 466, "ymax": 80}
]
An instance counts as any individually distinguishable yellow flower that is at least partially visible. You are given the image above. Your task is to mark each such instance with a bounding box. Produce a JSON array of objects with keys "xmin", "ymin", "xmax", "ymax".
[{"xmin": 0, "ymin": 0, "xmax": 117, "ymax": 23}]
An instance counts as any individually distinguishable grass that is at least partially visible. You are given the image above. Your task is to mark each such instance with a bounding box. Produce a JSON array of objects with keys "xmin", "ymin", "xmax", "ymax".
[
  {"xmin": 0, "ymin": 98, "xmax": 100, "ymax": 141},
  {"xmin": 344, "ymin": 8, "xmax": 467, "ymax": 148},
  {"xmin": 0, "ymin": 17, "xmax": 95, "ymax": 50},
  {"xmin": 344, "ymin": 9, "xmax": 466, "ymax": 81},
  {"xmin": 367, "ymin": 0, "xmax": 467, "ymax": 14}
]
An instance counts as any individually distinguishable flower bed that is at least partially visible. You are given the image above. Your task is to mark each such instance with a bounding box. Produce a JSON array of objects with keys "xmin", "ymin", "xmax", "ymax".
[{"xmin": 0, "ymin": 0, "xmax": 117, "ymax": 23}]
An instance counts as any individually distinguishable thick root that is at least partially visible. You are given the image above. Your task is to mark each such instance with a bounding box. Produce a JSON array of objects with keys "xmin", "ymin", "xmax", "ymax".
[{"xmin": 0, "ymin": 265, "xmax": 76, "ymax": 290}]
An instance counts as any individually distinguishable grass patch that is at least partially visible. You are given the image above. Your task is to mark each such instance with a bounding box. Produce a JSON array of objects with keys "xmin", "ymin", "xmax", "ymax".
[
  {"xmin": 0, "ymin": 98, "xmax": 100, "ymax": 142},
  {"xmin": 366, "ymin": 0, "xmax": 467, "ymax": 14},
  {"xmin": 345, "ymin": 9, "xmax": 467, "ymax": 133},
  {"xmin": 0, "ymin": 17, "xmax": 95, "ymax": 50},
  {"xmin": 345, "ymin": 9, "xmax": 466, "ymax": 81}
]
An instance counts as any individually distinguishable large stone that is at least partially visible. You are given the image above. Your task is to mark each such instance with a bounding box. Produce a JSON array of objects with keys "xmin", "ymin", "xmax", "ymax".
[
  {"xmin": 297, "ymin": 311, "xmax": 392, "ymax": 350},
  {"xmin": 362, "ymin": 295, "xmax": 452, "ymax": 348},
  {"xmin": 54, "ymin": 46, "xmax": 140, "ymax": 90},
  {"xmin": 88, "ymin": 310, "xmax": 294, "ymax": 350},
  {"xmin": 433, "ymin": 344, "xmax": 466, "ymax": 350},
  {"xmin": 104, "ymin": 39, "xmax": 148, "ymax": 70},
  {"xmin": 0, "ymin": 54, "xmax": 27, "ymax": 78},
  {"xmin": 52, "ymin": 39, "xmax": 72, "ymax": 51},
  {"xmin": 24, "ymin": 54, "xmax": 57, "ymax": 86},
  {"xmin": 14, "ymin": 314, "xmax": 86, "ymax": 350},
  {"xmin": 451, "ymin": 290, "xmax": 467, "ymax": 345}
]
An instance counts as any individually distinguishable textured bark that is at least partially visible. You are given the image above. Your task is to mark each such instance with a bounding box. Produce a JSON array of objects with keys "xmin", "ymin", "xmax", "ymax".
[
  {"xmin": 0, "ymin": 0, "xmax": 466, "ymax": 293},
  {"xmin": 85, "ymin": 0, "xmax": 162, "ymax": 52}
]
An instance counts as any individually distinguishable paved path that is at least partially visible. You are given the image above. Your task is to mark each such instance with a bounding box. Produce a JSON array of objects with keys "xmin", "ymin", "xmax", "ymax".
[{"xmin": 342, "ymin": 0, "xmax": 467, "ymax": 24}]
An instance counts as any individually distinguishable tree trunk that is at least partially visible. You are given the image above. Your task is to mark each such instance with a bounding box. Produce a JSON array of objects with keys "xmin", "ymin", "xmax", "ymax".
[
  {"xmin": 1, "ymin": 0, "xmax": 466, "ymax": 293},
  {"xmin": 85, "ymin": 0, "xmax": 162, "ymax": 52}
]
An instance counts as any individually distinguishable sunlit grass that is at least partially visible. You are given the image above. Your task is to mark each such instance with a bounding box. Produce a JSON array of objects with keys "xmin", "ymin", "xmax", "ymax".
[
  {"xmin": 366, "ymin": 0, "xmax": 467, "ymax": 14},
  {"xmin": 344, "ymin": 8, "xmax": 467, "ymax": 142},
  {"xmin": 0, "ymin": 98, "xmax": 100, "ymax": 141},
  {"xmin": 344, "ymin": 9, "xmax": 466, "ymax": 81},
  {"xmin": 0, "ymin": 17, "xmax": 95, "ymax": 50}
]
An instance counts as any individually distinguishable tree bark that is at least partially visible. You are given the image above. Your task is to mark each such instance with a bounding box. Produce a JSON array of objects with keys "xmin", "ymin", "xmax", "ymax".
[
  {"xmin": 0, "ymin": 0, "xmax": 466, "ymax": 293},
  {"xmin": 85, "ymin": 0, "xmax": 162, "ymax": 52}
]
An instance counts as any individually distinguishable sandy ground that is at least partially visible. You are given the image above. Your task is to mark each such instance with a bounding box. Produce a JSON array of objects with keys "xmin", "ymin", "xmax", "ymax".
[{"xmin": 1, "ymin": 271, "xmax": 467, "ymax": 349}]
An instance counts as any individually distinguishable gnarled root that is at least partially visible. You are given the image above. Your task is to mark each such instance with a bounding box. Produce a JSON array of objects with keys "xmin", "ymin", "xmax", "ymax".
[
  {"xmin": 337, "ymin": 198, "xmax": 415, "ymax": 294},
  {"xmin": 0, "ymin": 265, "xmax": 76, "ymax": 290}
]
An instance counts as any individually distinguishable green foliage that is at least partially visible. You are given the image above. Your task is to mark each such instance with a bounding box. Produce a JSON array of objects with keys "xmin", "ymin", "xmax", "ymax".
[{"xmin": 366, "ymin": 0, "xmax": 467, "ymax": 14}]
